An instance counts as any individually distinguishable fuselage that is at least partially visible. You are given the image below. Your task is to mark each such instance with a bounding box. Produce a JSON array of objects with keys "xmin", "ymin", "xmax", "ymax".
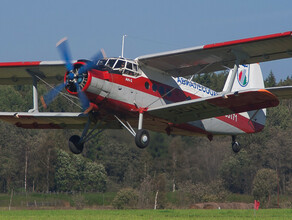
[{"xmin": 68, "ymin": 57, "xmax": 266, "ymax": 138}]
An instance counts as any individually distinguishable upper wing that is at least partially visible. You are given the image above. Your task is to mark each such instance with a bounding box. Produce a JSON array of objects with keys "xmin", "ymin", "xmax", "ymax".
[
  {"xmin": 0, "ymin": 112, "xmax": 121, "ymax": 129},
  {"xmin": 147, "ymin": 89, "xmax": 279, "ymax": 124},
  {"xmin": 137, "ymin": 31, "xmax": 292, "ymax": 77},
  {"xmin": 0, "ymin": 61, "xmax": 67, "ymax": 85}
]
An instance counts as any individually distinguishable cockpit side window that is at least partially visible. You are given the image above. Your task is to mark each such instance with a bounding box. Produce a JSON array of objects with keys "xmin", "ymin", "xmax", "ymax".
[
  {"xmin": 97, "ymin": 59, "xmax": 107, "ymax": 66},
  {"xmin": 114, "ymin": 60, "xmax": 125, "ymax": 69},
  {"xmin": 126, "ymin": 62, "xmax": 132, "ymax": 69},
  {"xmin": 107, "ymin": 59, "xmax": 116, "ymax": 68},
  {"xmin": 96, "ymin": 58, "xmax": 140, "ymax": 77},
  {"xmin": 124, "ymin": 62, "xmax": 135, "ymax": 76},
  {"xmin": 123, "ymin": 61, "xmax": 141, "ymax": 77}
]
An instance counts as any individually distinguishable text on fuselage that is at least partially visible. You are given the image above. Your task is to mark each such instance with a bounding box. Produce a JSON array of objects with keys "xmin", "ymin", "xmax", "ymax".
[
  {"xmin": 125, "ymin": 78, "xmax": 133, "ymax": 83},
  {"xmin": 176, "ymin": 77, "xmax": 218, "ymax": 96},
  {"xmin": 225, "ymin": 114, "xmax": 238, "ymax": 122}
]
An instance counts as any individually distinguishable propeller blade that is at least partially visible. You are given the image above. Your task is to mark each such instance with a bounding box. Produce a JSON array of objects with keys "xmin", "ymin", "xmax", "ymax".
[
  {"xmin": 56, "ymin": 37, "xmax": 74, "ymax": 72},
  {"xmin": 78, "ymin": 49, "xmax": 105, "ymax": 74},
  {"xmin": 75, "ymin": 83, "xmax": 90, "ymax": 111},
  {"xmin": 40, "ymin": 83, "xmax": 66, "ymax": 108}
]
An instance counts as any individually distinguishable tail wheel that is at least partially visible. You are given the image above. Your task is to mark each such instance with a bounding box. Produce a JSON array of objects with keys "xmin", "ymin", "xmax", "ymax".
[
  {"xmin": 135, "ymin": 129, "xmax": 150, "ymax": 149},
  {"xmin": 69, "ymin": 135, "xmax": 84, "ymax": 154},
  {"xmin": 232, "ymin": 141, "xmax": 241, "ymax": 153}
]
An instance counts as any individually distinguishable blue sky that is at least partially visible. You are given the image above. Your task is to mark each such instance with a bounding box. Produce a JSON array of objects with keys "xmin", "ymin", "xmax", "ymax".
[{"xmin": 0, "ymin": 0, "xmax": 292, "ymax": 81}]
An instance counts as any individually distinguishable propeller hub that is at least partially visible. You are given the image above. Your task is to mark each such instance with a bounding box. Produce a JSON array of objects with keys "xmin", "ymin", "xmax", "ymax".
[
  {"xmin": 68, "ymin": 72, "xmax": 75, "ymax": 80},
  {"xmin": 65, "ymin": 62, "xmax": 89, "ymax": 93}
]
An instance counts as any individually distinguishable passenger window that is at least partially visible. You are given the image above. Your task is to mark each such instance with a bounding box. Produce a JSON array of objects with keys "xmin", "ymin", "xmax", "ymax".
[
  {"xmin": 145, "ymin": 82, "xmax": 150, "ymax": 89},
  {"xmin": 152, "ymin": 84, "xmax": 157, "ymax": 92},
  {"xmin": 159, "ymin": 86, "xmax": 164, "ymax": 95}
]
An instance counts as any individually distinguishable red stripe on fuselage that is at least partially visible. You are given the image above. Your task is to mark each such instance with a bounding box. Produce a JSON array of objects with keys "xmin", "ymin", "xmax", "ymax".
[{"xmin": 89, "ymin": 69, "xmax": 197, "ymax": 102}]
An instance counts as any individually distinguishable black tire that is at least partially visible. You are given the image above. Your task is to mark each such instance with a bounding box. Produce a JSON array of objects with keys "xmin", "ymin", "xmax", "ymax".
[
  {"xmin": 69, "ymin": 135, "xmax": 84, "ymax": 154},
  {"xmin": 135, "ymin": 129, "xmax": 150, "ymax": 149},
  {"xmin": 232, "ymin": 141, "xmax": 241, "ymax": 153}
]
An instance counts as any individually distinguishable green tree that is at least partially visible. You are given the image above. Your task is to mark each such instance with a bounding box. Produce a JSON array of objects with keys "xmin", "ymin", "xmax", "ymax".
[
  {"xmin": 55, "ymin": 150, "xmax": 107, "ymax": 192},
  {"xmin": 264, "ymin": 71, "xmax": 276, "ymax": 87},
  {"xmin": 83, "ymin": 162, "xmax": 107, "ymax": 192},
  {"xmin": 193, "ymin": 71, "xmax": 227, "ymax": 91},
  {"xmin": 220, "ymin": 150, "xmax": 256, "ymax": 194},
  {"xmin": 178, "ymin": 179, "xmax": 228, "ymax": 205},
  {"xmin": 252, "ymin": 168, "xmax": 278, "ymax": 207},
  {"xmin": 112, "ymin": 188, "xmax": 139, "ymax": 209},
  {"xmin": 55, "ymin": 150, "xmax": 78, "ymax": 191}
]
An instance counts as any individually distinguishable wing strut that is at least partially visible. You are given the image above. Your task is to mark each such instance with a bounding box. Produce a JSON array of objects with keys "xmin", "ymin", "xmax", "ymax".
[
  {"xmin": 224, "ymin": 49, "xmax": 249, "ymax": 93},
  {"xmin": 31, "ymin": 75, "xmax": 39, "ymax": 113},
  {"xmin": 26, "ymin": 70, "xmax": 40, "ymax": 113}
]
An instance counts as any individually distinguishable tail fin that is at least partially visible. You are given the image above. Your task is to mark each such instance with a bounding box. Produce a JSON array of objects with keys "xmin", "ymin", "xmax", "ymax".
[
  {"xmin": 223, "ymin": 63, "xmax": 266, "ymax": 132},
  {"xmin": 223, "ymin": 63, "xmax": 264, "ymax": 92}
]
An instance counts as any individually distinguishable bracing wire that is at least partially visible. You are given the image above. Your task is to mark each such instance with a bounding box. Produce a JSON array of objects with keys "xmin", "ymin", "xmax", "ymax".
[{"xmin": 34, "ymin": 75, "xmax": 82, "ymax": 110}]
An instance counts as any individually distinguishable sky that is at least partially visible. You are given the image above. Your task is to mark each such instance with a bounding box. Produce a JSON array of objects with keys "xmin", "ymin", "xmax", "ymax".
[{"xmin": 0, "ymin": 0, "xmax": 292, "ymax": 81}]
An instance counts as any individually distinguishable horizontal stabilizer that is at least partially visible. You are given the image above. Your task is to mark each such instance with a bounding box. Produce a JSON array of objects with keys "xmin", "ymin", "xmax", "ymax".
[{"xmin": 266, "ymin": 86, "xmax": 292, "ymax": 99}]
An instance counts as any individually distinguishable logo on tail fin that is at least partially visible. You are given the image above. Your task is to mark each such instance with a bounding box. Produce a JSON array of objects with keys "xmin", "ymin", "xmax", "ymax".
[{"xmin": 237, "ymin": 65, "xmax": 249, "ymax": 87}]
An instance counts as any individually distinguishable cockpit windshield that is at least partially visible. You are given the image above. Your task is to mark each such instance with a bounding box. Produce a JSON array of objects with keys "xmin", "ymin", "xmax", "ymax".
[{"xmin": 97, "ymin": 58, "xmax": 140, "ymax": 77}]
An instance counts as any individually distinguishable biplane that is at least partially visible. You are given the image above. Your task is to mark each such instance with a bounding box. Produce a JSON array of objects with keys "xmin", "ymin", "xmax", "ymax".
[{"xmin": 0, "ymin": 32, "xmax": 292, "ymax": 154}]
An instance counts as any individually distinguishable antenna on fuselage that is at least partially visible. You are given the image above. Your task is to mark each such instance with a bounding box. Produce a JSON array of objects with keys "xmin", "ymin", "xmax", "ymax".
[{"xmin": 121, "ymin": 34, "xmax": 127, "ymax": 58}]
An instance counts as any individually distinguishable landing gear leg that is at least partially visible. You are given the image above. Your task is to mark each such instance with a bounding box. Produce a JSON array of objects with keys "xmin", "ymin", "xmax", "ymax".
[
  {"xmin": 231, "ymin": 135, "xmax": 241, "ymax": 153},
  {"xmin": 68, "ymin": 116, "xmax": 105, "ymax": 154},
  {"xmin": 135, "ymin": 111, "xmax": 150, "ymax": 148},
  {"xmin": 114, "ymin": 110, "xmax": 150, "ymax": 149}
]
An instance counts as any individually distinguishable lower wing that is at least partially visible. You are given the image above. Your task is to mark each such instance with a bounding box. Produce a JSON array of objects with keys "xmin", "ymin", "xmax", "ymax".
[
  {"xmin": 0, "ymin": 112, "xmax": 120, "ymax": 129},
  {"xmin": 147, "ymin": 89, "xmax": 280, "ymax": 124}
]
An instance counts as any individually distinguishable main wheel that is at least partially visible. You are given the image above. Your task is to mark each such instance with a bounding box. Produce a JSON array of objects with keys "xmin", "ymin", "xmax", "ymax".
[
  {"xmin": 232, "ymin": 141, "xmax": 241, "ymax": 153},
  {"xmin": 69, "ymin": 135, "xmax": 84, "ymax": 154},
  {"xmin": 135, "ymin": 129, "xmax": 150, "ymax": 149}
]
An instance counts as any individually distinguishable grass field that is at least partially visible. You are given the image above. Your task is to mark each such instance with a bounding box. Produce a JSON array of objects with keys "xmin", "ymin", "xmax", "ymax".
[{"xmin": 0, "ymin": 209, "xmax": 292, "ymax": 220}]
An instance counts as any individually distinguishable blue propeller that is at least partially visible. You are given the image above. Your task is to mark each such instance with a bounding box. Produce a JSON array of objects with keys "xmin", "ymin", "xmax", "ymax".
[
  {"xmin": 41, "ymin": 37, "xmax": 104, "ymax": 112},
  {"xmin": 56, "ymin": 37, "xmax": 74, "ymax": 72},
  {"xmin": 78, "ymin": 49, "xmax": 105, "ymax": 74},
  {"xmin": 41, "ymin": 82, "xmax": 66, "ymax": 109},
  {"xmin": 75, "ymin": 82, "xmax": 90, "ymax": 111}
]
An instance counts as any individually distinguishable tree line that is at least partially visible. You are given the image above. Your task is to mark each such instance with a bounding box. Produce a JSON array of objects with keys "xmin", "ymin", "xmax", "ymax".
[{"xmin": 0, "ymin": 71, "xmax": 291, "ymax": 208}]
